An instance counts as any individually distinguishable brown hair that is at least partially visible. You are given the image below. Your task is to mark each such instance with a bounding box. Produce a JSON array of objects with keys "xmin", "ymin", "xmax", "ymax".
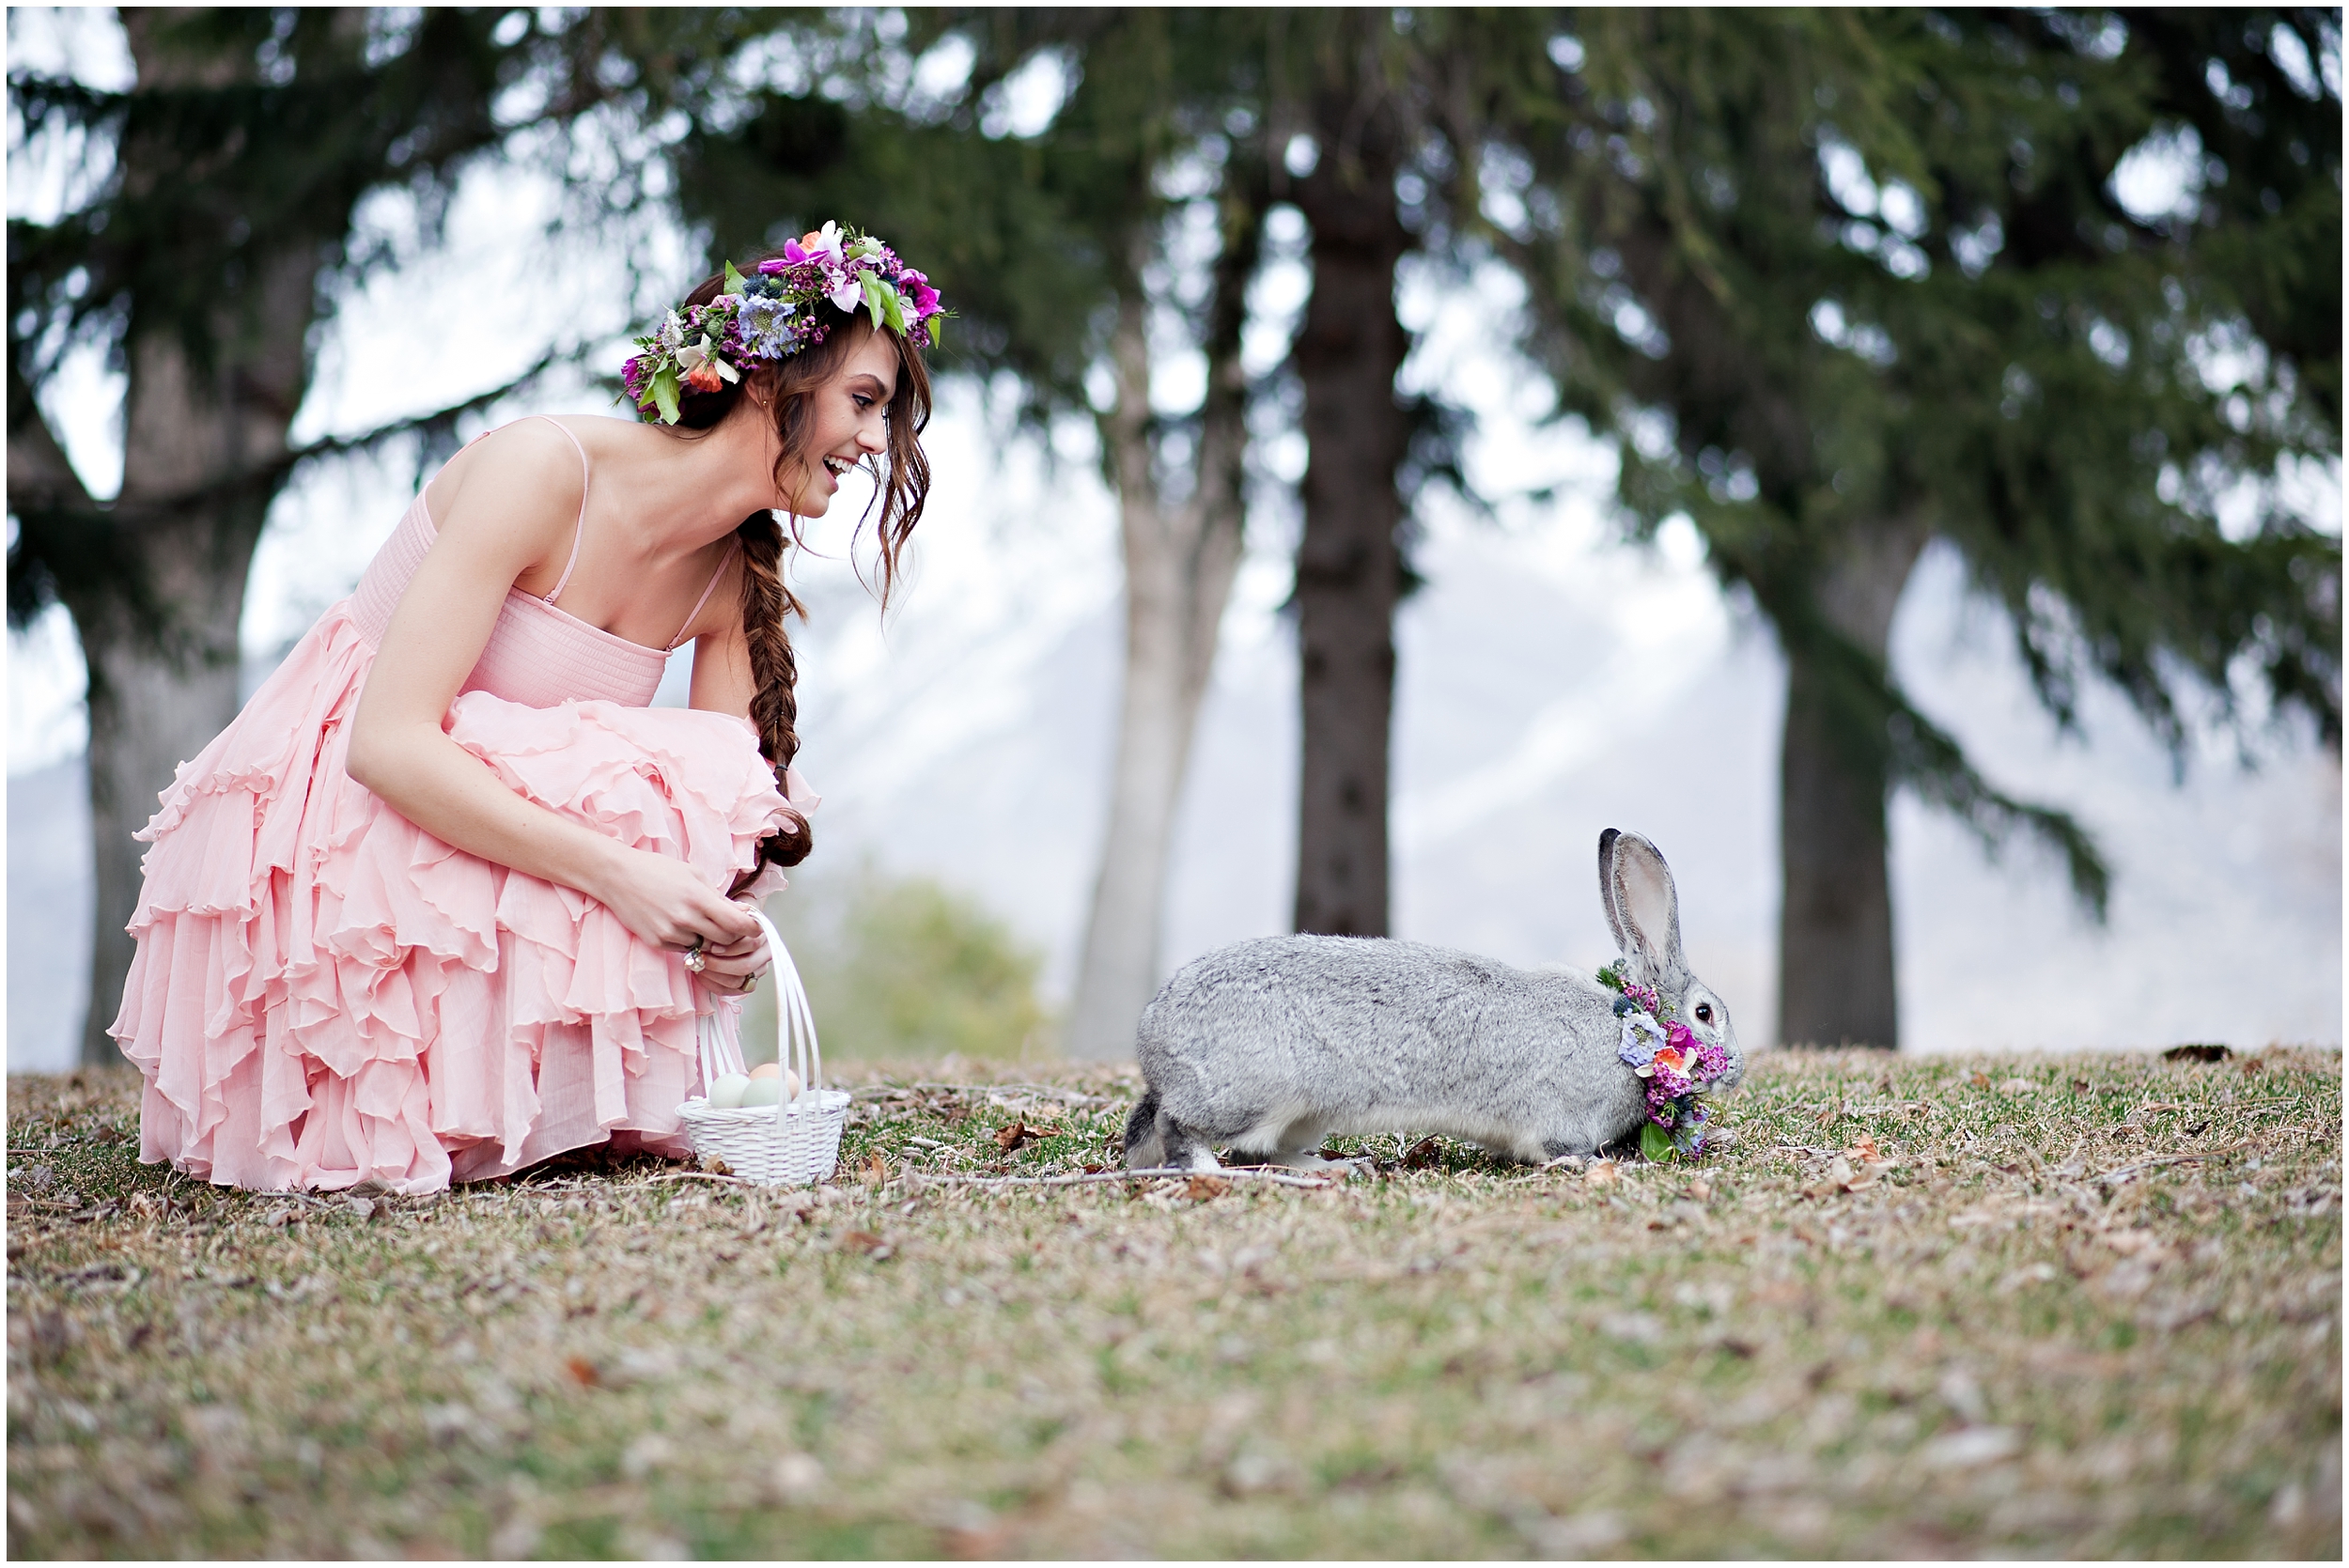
[{"xmin": 671, "ymin": 251, "xmax": 934, "ymax": 877}]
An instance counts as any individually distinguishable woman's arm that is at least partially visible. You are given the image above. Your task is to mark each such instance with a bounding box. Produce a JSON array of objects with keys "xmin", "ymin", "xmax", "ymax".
[
  {"xmin": 686, "ymin": 585, "xmax": 756, "ymax": 717},
  {"xmin": 344, "ymin": 422, "xmax": 757, "ymax": 953}
]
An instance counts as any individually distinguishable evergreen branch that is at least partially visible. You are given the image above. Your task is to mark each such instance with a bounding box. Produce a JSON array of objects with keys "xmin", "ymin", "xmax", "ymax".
[
  {"xmin": 7, "ymin": 345, "xmax": 585, "ymax": 629},
  {"xmin": 274, "ymin": 343, "xmax": 586, "ymax": 476}
]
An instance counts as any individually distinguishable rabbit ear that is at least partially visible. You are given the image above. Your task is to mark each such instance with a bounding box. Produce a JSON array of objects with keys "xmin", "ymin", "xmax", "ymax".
[
  {"xmin": 1596, "ymin": 829, "xmax": 1634, "ymax": 955},
  {"xmin": 1602, "ymin": 831, "xmax": 1686, "ymax": 983}
]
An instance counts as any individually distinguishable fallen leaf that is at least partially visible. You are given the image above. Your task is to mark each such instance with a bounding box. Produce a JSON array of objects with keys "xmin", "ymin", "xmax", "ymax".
[
  {"xmin": 1402, "ymin": 1137, "xmax": 1442, "ymax": 1170},
  {"xmin": 2098, "ymin": 1228, "xmax": 2166, "ymax": 1258},
  {"xmin": 1996, "ymin": 1262, "xmax": 2060, "ymax": 1293},
  {"xmin": 1919, "ymin": 1426, "xmax": 2022, "ymax": 1469},
  {"xmin": 1845, "ymin": 1133, "xmax": 1882, "ymax": 1164},
  {"xmin": 1185, "ymin": 1175, "xmax": 1231, "ymax": 1201},
  {"xmin": 563, "ymin": 1356, "xmax": 600, "ymax": 1389},
  {"xmin": 839, "ymin": 1229, "xmax": 892, "ymax": 1259},
  {"xmin": 2240, "ymin": 1056, "xmax": 2265, "ymax": 1076},
  {"xmin": 994, "ymin": 1121, "xmax": 1066, "ymax": 1154},
  {"xmin": 1599, "ymin": 1311, "xmax": 1663, "ymax": 1343},
  {"xmin": 1969, "ymin": 1071, "xmax": 1993, "ymax": 1089},
  {"xmin": 770, "ymin": 1452, "xmax": 825, "ymax": 1503},
  {"xmin": 1584, "ymin": 1160, "xmax": 1620, "ymax": 1188},
  {"xmin": 2162, "ymin": 1043, "xmax": 2231, "ymax": 1063},
  {"xmin": 858, "ymin": 1152, "xmax": 889, "ymax": 1185}
]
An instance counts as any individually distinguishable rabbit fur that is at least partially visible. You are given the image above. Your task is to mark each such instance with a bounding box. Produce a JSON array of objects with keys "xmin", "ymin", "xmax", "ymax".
[{"xmin": 1123, "ymin": 830, "xmax": 1742, "ymax": 1172}]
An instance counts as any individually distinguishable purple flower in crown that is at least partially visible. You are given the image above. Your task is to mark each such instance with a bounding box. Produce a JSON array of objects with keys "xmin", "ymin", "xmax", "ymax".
[
  {"xmin": 738, "ymin": 293, "xmax": 799, "ymax": 358},
  {"xmin": 1618, "ymin": 1011, "xmax": 1667, "ymax": 1070},
  {"xmin": 901, "ymin": 268, "xmax": 941, "ymax": 318}
]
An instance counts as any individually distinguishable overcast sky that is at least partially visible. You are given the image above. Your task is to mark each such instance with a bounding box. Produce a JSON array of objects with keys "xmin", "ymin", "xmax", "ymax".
[{"xmin": 8, "ymin": 9, "xmax": 2340, "ymax": 1071}]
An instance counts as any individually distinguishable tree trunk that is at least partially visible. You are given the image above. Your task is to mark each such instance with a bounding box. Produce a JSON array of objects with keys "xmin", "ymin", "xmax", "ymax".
[
  {"xmin": 1065, "ymin": 188, "xmax": 1263, "ymax": 1059},
  {"xmin": 1775, "ymin": 522, "xmax": 1929, "ymax": 1049},
  {"xmin": 1290, "ymin": 139, "xmax": 1411, "ymax": 938},
  {"xmin": 63, "ymin": 14, "xmax": 320, "ymax": 1063}
]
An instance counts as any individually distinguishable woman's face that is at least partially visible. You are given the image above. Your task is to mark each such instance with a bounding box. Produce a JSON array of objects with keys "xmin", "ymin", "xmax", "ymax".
[{"xmin": 776, "ymin": 329, "xmax": 901, "ymax": 518}]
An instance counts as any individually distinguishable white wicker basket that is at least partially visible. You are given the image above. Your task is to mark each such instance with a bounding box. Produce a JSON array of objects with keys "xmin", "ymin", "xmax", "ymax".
[{"xmin": 675, "ymin": 909, "xmax": 848, "ymax": 1186}]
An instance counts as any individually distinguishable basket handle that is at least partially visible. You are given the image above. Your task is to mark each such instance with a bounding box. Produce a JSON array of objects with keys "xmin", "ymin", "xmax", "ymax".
[
  {"xmin": 743, "ymin": 908, "xmax": 824, "ymax": 1124},
  {"xmin": 694, "ymin": 990, "xmax": 747, "ymax": 1092}
]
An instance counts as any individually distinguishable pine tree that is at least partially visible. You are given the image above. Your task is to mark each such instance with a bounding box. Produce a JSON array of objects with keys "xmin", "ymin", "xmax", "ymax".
[
  {"xmin": 1473, "ymin": 8, "xmax": 2339, "ymax": 1045},
  {"xmin": 7, "ymin": 8, "xmax": 734, "ymax": 1061}
]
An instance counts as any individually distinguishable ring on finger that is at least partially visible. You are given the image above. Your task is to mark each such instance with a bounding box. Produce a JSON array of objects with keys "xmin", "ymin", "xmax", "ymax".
[{"xmin": 682, "ymin": 939, "xmax": 708, "ymax": 975}]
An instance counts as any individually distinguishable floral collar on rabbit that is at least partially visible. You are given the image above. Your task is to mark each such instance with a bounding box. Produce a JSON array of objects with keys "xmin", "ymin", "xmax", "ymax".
[{"xmin": 1599, "ymin": 964, "xmax": 1734, "ymax": 1161}]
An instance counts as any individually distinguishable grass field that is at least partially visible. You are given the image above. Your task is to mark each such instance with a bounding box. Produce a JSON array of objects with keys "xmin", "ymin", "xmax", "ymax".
[{"xmin": 8, "ymin": 1048, "xmax": 2340, "ymax": 1559}]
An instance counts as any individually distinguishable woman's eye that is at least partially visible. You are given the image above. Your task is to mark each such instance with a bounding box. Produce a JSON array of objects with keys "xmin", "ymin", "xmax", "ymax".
[{"xmin": 852, "ymin": 395, "xmax": 874, "ymax": 410}]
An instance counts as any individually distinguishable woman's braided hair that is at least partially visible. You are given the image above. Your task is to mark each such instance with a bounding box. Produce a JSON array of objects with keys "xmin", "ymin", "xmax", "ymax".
[{"xmin": 672, "ymin": 250, "xmax": 933, "ymax": 879}]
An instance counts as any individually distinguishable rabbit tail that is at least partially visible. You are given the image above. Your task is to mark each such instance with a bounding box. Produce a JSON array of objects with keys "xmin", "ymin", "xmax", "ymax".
[{"xmin": 1123, "ymin": 1091, "xmax": 1165, "ymax": 1170}]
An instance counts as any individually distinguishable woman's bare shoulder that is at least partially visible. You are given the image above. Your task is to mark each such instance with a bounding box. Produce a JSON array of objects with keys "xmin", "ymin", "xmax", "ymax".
[{"xmin": 423, "ymin": 417, "xmax": 610, "ymax": 542}]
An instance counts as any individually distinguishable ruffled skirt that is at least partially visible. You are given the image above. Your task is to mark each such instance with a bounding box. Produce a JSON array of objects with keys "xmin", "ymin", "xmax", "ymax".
[{"xmin": 108, "ymin": 601, "xmax": 793, "ymax": 1194}]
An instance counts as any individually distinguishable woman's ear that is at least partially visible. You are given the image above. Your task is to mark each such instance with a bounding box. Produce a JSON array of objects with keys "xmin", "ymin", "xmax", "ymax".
[{"xmin": 740, "ymin": 365, "xmax": 779, "ymax": 413}]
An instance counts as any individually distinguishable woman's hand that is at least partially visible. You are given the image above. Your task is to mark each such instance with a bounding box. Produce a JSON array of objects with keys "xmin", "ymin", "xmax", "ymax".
[
  {"xmin": 692, "ymin": 897, "xmax": 776, "ymax": 996},
  {"xmin": 588, "ymin": 847, "xmax": 763, "ymax": 958}
]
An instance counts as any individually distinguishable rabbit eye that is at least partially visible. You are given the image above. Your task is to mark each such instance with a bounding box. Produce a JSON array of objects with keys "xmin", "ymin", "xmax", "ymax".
[{"xmin": 1695, "ymin": 1002, "xmax": 1714, "ymax": 1023}]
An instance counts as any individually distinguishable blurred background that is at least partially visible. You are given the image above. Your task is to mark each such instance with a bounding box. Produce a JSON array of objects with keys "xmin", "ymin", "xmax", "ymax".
[{"xmin": 8, "ymin": 8, "xmax": 2340, "ymax": 1072}]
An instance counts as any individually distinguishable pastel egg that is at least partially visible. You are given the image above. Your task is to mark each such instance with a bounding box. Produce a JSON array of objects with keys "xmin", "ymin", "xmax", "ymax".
[
  {"xmin": 705, "ymin": 1073, "xmax": 750, "ymax": 1110},
  {"xmin": 748, "ymin": 1062, "xmax": 782, "ymax": 1080},
  {"xmin": 740, "ymin": 1076, "xmax": 784, "ymax": 1108}
]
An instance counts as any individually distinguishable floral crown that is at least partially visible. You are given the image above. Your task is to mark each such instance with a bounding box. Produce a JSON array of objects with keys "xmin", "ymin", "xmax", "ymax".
[
  {"xmin": 1598, "ymin": 962, "xmax": 1735, "ymax": 1162},
  {"xmin": 621, "ymin": 222, "xmax": 946, "ymax": 426}
]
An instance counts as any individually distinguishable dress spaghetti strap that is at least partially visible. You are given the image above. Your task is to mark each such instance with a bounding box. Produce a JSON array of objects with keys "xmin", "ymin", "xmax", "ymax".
[
  {"xmin": 522, "ymin": 415, "xmax": 593, "ymax": 606},
  {"xmin": 667, "ymin": 542, "xmax": 740, "ymax": 651}
]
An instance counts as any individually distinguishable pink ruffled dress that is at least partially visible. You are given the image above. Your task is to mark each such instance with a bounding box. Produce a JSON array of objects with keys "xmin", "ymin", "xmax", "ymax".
[{"xmin": 109, "ymin": 417, "xmax": 804, "ymax": 1194}]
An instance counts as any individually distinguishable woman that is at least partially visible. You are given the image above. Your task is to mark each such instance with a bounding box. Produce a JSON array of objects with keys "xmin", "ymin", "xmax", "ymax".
[{"xmin": 109, "ymin": 224, "xmax": 941, "ymax": 1193}]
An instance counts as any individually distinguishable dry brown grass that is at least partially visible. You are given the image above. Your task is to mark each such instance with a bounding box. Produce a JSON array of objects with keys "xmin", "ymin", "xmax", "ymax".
[{"xmin": 8, "ymin": 1048, "xmax": 2340, "ymax": 1559}]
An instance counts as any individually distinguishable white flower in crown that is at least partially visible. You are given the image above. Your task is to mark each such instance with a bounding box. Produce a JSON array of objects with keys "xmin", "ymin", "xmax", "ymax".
[
  {"xmin": 825, "ymin": 269, "xmax": 863, "ymax": 314},
  {"xmin": 806, "ymin": 221, "xmax": 847, "ymax": 261},
  {"xmin": 654, "ymin": 310, "xmax": 686, "ymax": 353},
  {"xmin": 675, "ymin": 334, "xmax": 739, "ymax": 394}
]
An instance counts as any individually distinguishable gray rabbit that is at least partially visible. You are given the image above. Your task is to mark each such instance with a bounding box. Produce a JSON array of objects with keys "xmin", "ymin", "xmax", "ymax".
[{"xmin": 1124, "ymin": 829, "xmax": 1742, "ymax": 1172}]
